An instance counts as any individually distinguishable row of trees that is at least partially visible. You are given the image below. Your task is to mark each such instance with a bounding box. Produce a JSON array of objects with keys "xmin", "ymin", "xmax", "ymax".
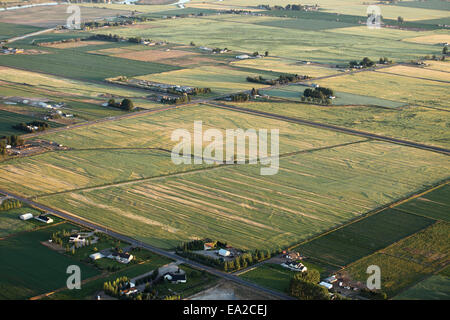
[
  {"xmin": 349, "ymin": 57, "xmax": 375, "ymax": 68},
  {"xmin": 224, "ymin": 250, "xmax": 273, "ymax": 272},
  {"xmin": 103, "ymin": 276, "xmax": 131, "ymax": 298},
  {"xmin": 1, "ymin": 135, "xmax": 24, "ymax": 155},
  {"xmin": 247, "ymin": 74, "xmax": 309, "ymax": 85},
  {"xmin": 107, "ymin": 98, "xmax": 135, "ymax": 111},
  {"xmin": 13, "ymin": 121, "xmax": 49, "ymax": 133},
  {"xmin": 0, "ymin": 198, "xmax": 22, "ymax": 211},
  {"xmin": 259, "ymin": 4, "xmax": 319, "ymax": 11},
  {"xmin": 161, "ymin": 93, "xmax": 191, "ymax": 104}
]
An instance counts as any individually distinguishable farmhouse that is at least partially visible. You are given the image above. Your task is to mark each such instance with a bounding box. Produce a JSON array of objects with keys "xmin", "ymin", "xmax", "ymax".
[
  {"xmin": 19, "ymin": 213, "xmax": 33, "ymax": 221},
  {"xmin": 108, "ymin": 251, "xmax": 134, "ymax": 264},
  {"xmin": 89, "ymin": 252, "xmax": 105, "ymax": 260},
  {"xmin": 164, "ymin": 272, "xmax": 187, "ymax": 284},
  {"xmin": 34, "ymin": 215, "xmax": 53, "ymax": 224},
  {"xmin": 204, "ymin": 242, "xmax": 215, "ymax": 250},
  {"xmin": 281, "ymin": 261, "xmax": 307, "ymax": 272},
  {"xmin": 218, "ymin": 249, "xmax": 231, "ymax": 257}
]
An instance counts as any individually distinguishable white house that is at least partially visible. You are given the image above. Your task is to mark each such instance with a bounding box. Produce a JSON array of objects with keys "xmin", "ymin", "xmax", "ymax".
[
  {"xmin": 281, "ymin": 261, "xmax": 307, "ymax": 272},
  {"xmin": 34, "ymin": 215, "xmax": 53, "ymax": 224},
  {"xmin": 319, "ymin": 281, "xmax": 333, "ymax": 290},
  {"xmin": 164, "ymin": 272, "xmax": 187, "ymax": 284},
  {"xmin": 19, "ymin": 213, "xmax": 33, "ymax": 221},
  {"xmin": 218, "ymin": 249, "xmax": 231, "ymax": 257},
  {"xmin": 108, "ymin": 251, "xmax": 134, "ymax": 264},
  {"xmin": 89, "ymin": 252, "xmax": 105, "ymax": 260},
  {"xmin": 236, "ymin": 54, "xmax": 250, "ymax": 60}
]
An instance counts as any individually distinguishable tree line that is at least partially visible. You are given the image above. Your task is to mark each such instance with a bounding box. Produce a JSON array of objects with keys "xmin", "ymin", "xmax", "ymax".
[
  {"xmin": 107, "ymin": 98, "xmax": 135, "ymax": 111},
  {"xmin": 13, "ymin": 121, "xmax": 49, "ymax": 133},
  {"xmin": 247, "ymin": 74, "xmax": 310, "ymax": 85},
  {"xmin": 0, "ymin": 198, "xmax": 22, "ymax": 211}
]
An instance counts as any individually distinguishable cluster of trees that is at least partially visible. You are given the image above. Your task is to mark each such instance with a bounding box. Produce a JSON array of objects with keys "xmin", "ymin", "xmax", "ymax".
[
  {"xmin": 378, "ymin": 57, "xmax": 393, "ymax": 65},
  {"xmin": 0, "ymin": 198, "xmax": 22, "ymax": 211},
  {"xmin": 259, "ymin": 4, "xmax": 319, "ymax": 11},
  {"xmin": 443, "ymin": 46, "xmax": 448, "ymax": 55},
  {"xmin": 359, "ymin": 288, "xmax": 387, "ymax": 300},
  {"xmin": 349, "ymin": 57, "xmax": 375, "ymax": 68},
  {"xmin": 161, "ymin": 93, "xmax": 191, "ymax": 104},
  {"xmin": 13, "ymin": 121, "xmax": 49, "ymax": 133},
  {"xmin": 107, "ymin": 98, "xmax": 135, "ymax": 111},
  {"xmin": 247, "ymin": 74, "xmax": 309, "ymax": 85},
  {"xmin": 103, "ymin": 276, "xmax": 131, "ymax": 298},
  {"xmin": 82, "ymin": 16, "xmax": 151, "ymax": 30},
  {"xmin": 1, "ymin": 135, "xmax": 24, "ymax": 148},
  {"xmin": 36, "ymin": 38, "xmax": 83, "ymax": 47},
  {"xmin": 230, "ymin": 93, "xmax": 250, "ymax": 102},
  {"xmin": 289, "ymin": 270, "xmax": 329, "ymax": 300},
  {"xmin": 302, "ymin": 86, "xmax": 334, "ymax": 104},
  {"xmin": 224, "ymin": 250, "xmax": 273, "ymax": 272}
]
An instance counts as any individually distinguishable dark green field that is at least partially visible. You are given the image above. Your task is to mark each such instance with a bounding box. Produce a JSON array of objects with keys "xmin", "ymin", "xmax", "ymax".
[
  {"xmin": 239, "ymin": 263, "xmax": 295, "ymax": 294},
  {"xmin": 0, "ymin": 223, "xmax": 100, "ymax": 300},
  {"xmin": 0, "ymin": 110, "xmax": 62, "ymax": 137},
  {"xmin": 0, "ymin": 22, "xmax": 43, "ymax": 41},
  {"xmin": 395, "ymin": 185, "xmax": 450, "ymax": 222},
  {"xmin": 296, "ymin": 209, "xmax": 435, "ymax": 267},
  {"xmin": 0, "ymin": 48, "xmax": 181, "ymax": 81}
]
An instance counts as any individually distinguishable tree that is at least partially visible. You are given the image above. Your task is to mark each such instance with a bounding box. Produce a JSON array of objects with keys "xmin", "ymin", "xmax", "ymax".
[
  {"xmin": 120, "ymin": 99, "xmax": 134, "ymax": 111},
  {"xmin": 443, "ymin": 46, "xmax": 448, "ymax": 55},
  {"xmin": 289, "ymin": 278, "xmax": 330, "ymax": 300},
  {"xmin": 265, "ymin": 51, "xmax": 269, "ymax": 57},
  {"xmin": 397, "ymin": 16, "xmax": 404, "ymax": 24},
  {"xmin": 293, "ymin": 269, "xmax": 320, "ymax": 284}
]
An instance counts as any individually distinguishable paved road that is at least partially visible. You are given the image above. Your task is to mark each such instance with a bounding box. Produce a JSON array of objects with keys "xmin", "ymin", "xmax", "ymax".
[
  {"xmin": 206, "ymin": 101, "xmax": 450, "ymax": 156},
  {"xmin": 0, "ymin": 189, "xmax": 295, "ymax": 300}
]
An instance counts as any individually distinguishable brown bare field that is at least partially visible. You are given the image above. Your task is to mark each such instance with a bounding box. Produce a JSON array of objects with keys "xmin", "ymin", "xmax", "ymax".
[
  {"xmin": 42, "ymin": 40, "xmax": 109, "ymax": 49},
  {"xmin": 0, "ymin": 5, "xmax": 133, "ymax": 28},
  {"xmin": 113, "ymin": 49, "xmax": 199, "ymax": 62}
]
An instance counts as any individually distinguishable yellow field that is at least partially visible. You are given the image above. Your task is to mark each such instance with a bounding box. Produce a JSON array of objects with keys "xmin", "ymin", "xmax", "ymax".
[
  {"xmin": 41, "ymin": 40, "xmax": 109, "ymax": 49},
  {"xmin": 136, "ymin": 66, "xmax": 267, "ymax": 94},
  {"xmin": 316, "ymin": 70, "xmax": 450, "ymax": 109},
  {"xmin": 381, "ymin": 65, "xmax": 450, "ymax": 82},
  {"xmin": 404, "ymin": 33, "xmax": 450, "ymax": 45},
  {"xmin": 424, "ymin": 60, "xmax": 450, "ymax": 73},
  {"xmin": 231, "ymin": 57, "xmax": 341, "ymax": 77}
]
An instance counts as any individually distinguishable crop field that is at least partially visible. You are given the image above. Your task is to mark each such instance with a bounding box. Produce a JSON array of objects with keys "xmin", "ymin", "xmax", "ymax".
[
  {"xmin": 239, "ymin": 264, "xmax": 295, "ymax": 293},
  {"xmin": 92, "ymin": 16, "xmax": 441, "ymax": 64},
  {"xmin": 395, "ymin": 184, "xmax": 450, "ymax": 222},
  {"xmin": 296, "ymin": 209, "xmax": 435, "ymax": 267},
  {"xmin": 231, "ymin": 58, "xmax": 341, "ymax": 77},
  {"xmin": 35, "ymin": 141, "xmax": 450, "ymax": 250},
  {"xmin": 0, "ymin": 22, "xmax": 42, "ymax": 40},
  {"xmin": 315, "ymin": 71, "xmax": 450, "ymax": 110},
  {"xmin": 221, "ymin": 101, "xmax": 450, "ymax": 149},
  {"xmin": 382, "ymin": 222, "xmax": 449, "ymax": 271},
  {"xmin": 0, "ymin": 222, "xmax": 100, "ymax": 300},
  {"xmin": 424, "ymin": 60, "xmax": 450, "ymax": 73},
  {"xmin": 136, "ymin": 66, "xmax": 267, "ymax": 95},
  {"xmin": 0, "ymin": 4, "xmax": 133, "ymax": 28},
  {"xmin": 380, "ymin": 65, "xmax": 450, "ymax": 82},
  {"xmin": 38, "ymin": 104, "xmax": 362, "ymax": 152},
  {"xmin": 0, "ymin": 149, "xmax": 212, "ymax": 197},
  {"xmin": 0, "ymin": 109, "xmax": 62, "ymax": 136},
  {"xmin": 403, "ymin": 33, "xmax": 450, "ymax": 45},
  {"xmin": 0, "ymin": 48, "xmax": 181, "ymax": 81},
  {"xmin": 0, "ymin": 206, "xmax": 44, "ymax": 238},
  {"xmin": 342, "ymin": 253, "xmax": 430, "ymax": 298},
  {"xmin": 394, "ymin": 275, "xmax": 450, "ymax": 300}
]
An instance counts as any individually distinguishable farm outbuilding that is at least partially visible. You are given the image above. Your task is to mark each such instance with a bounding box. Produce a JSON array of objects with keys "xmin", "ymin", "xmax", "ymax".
[
  {"xmin": 219, "ymin": 249, "xmax": 231, "ymax": 257},
  {"xmin": 89, "ymin": 253, "xmax": 105, "ymax": 260},
  {"xmin": 19, "ymin": 213, "xmax": 33, "ymax": 221}
]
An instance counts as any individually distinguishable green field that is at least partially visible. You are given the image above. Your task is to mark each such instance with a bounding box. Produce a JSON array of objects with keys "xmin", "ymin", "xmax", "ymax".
[
  {"xmin": 35, "ymin": 141, "xmax": 450, "ymax": 251},
  {"xmin": 0, "ymin": 22, "xmax": 43, "ymax": 40},
  {"xmin": 221, "ymin": 101, "xmax": 450, "ymax": 149},
  {"xmin": 296, "ymin": 209, "xmax": 435, "ymax": 267},
  {"xmin": 0, "ymin": 206, "xmax": 44, "ymax": 238},
  {"xmin": 0, "ymin": 48, "xmax": 181, "ymax": 81},
  {"xmin": 0, "ymin": 223, "xmax": 100, "ymax": 300},
  {"xmin": 394, "ymin": 275, "xmax": 450, "ymax": 300},
  {"xmin": 91, "ymin": 15, "xmax": 441, "ymax": 64},
  {"xmin": 396, "ymin": 184, "xmax": 450, "ymax": 222},
  {"xmin": 239, "ymin": 263, "xmax": 295, "ymax": 293},
  {"xmin": 342, "ymin": 253, "xmax": 430, "ymax": 298},
  {"xmin": 382, "ymin": 221, "xmax": 449, "ymax": 270},
  {"xmin": 0, "ymin": 109, "xmax": 62, "ymax": 137}
]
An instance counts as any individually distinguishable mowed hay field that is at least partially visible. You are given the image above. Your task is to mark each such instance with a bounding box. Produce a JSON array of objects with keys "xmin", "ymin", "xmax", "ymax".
[
  {"xmin": 220, "ymin": 101, "xmax": 450, "ymax": 149},
  {"xmin": 296, "ymin": 209, "xmax": 435, "ymax": 267},
  {"xmin": 380, "ymin": 65, "xmax": 450, "ymax": 82},
  {"xmin": 395, "ymin": 184, "xmax": 450, "ymax": 222},
  {"xmin": 39, "ymin": 104, "xmax": 361, "ymax": 152},
  {"xmin": 0, "ymin": 109, "xmax": 62, "ymax": 137},
  {"xmin": 0, "ymin": 223, "xmax": 100, "ymax": 300},
  {"xmin": 231, "ymin": 57, "xmax": 341, "ymax": 77},
  {"xmin": 37, "ymin": 141, "xmax": 450, "ymax": 250},
  {"xmin": 91, "ymin": 16, "xmax": 441, "ymax": 64},
  {"xmin": 135, "ymin": 66, "xmax": 267, "ymax": 95},
  {"xmin": 315, "ymin": 70, "xmax": 450, "ymax": 109}
]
